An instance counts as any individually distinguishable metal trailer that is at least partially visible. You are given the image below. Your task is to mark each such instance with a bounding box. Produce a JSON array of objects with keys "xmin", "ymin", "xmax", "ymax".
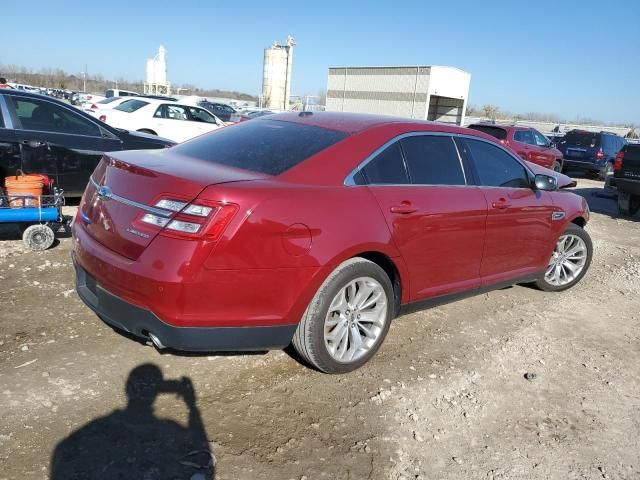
[{"xmin": 0, "ymin": 190, "xmax": 67, "ymax": 251}]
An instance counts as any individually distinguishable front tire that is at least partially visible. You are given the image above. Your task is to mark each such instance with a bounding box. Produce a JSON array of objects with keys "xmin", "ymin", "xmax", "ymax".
[
  {"xmin": 535, "ymin": 223, "xmax": 592, "ymax": 292},
  {"xmin": 292, "ymin": 258, "xmax": 394, "ymax": 373},
  {"xmin": 618, "ymin": 191, "xmax": 640, "ymax": 216},
  {"xmin": 552, "ymin": 160, "xmax": 562, "ymax": 172}
]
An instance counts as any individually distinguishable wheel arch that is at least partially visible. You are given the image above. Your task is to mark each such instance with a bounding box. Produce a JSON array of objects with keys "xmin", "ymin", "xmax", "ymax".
[
  {"xmin": 570, "ymin": 216, "xmax": 587, "ymax": 228},
  {"xmin": 351, "ymin": 251, "xmax": 405, "ymax": 317}
]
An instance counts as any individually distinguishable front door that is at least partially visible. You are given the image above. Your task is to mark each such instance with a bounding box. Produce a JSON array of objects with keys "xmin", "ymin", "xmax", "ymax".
[
  {"xmin": 360, "ymin": 135, "xmax": 487, "ymax": 301},
  {"xmin": 460, "ymin": 137, "xmax": 556, "ymax": 285},
  {"xmin": 7, "ymin": 94, "xmax": 111, "ymax": 194}
]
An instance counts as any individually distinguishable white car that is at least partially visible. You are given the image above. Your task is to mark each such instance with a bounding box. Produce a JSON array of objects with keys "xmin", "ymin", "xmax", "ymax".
[{"xmin": 98, "ymin": 98, "xmax": 223, "ymax": 143}]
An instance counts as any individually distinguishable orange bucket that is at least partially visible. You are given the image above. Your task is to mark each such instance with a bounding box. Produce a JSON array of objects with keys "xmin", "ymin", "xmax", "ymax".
[{"xmin": 5, "ymin": 171, "xmax": 44, "ymax": 207}]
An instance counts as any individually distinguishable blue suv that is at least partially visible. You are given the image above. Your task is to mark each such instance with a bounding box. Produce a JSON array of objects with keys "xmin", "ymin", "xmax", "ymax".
[{"xmin": 556, "ymin": 130, "xmax": 626, "ymax": 179}]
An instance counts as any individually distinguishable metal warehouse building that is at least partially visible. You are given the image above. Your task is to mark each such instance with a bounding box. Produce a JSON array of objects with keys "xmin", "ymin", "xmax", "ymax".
[{"xmin": 326, "ymin": 65, "xmax": 471, "ymax": 125}]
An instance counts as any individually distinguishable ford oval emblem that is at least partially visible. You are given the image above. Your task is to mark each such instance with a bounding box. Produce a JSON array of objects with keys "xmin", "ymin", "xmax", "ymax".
[{"xmin": 97, "ymin": 186, "xmax": 112, "ymax": 201}]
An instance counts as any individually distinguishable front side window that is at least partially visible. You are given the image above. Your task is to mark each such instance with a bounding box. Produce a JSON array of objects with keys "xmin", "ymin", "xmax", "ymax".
[
  {"xmin": 188, "ymin": 107, "xmax": 217, "ymax": 123},
  {"xmin": 533, "ymin": 130, "xmax": 549, "ymax": 147},
  {"xmin": 115, "ymin": 99, "xmax": 149, "ymax": 113},
  {"xmin": 11, "ymin": 97, "xmax": 100, "ymax": 136},
  {"xmin": 362, "ymin": 142, "xmax": 409, "ymax": 185},
  {"xmin": 513, "ymin": 130, "xmax": 534, "ymax": 145},
  {"xmin": 400, "ymin": 135, "xmax": 465, "ymax": 185},
  {"xmin": 466, "ymin": 139, "xmax": 530, "ymax": 188}
]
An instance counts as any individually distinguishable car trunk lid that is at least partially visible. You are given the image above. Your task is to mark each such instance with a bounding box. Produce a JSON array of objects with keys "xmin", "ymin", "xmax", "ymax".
[{"xmin": 79, "ymin": 149, "xmax": 265, "ymax": 259}]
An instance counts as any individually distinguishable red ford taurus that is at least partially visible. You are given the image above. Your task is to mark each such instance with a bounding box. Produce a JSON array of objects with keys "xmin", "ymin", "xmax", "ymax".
[{"xmin": 72, "ymin": 112, "xmax": 592, "ymax": 373}]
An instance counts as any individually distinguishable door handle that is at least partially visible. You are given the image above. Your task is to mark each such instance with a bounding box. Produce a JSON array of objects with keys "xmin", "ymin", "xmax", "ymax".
[
  {"xmin": 491, "ymin": 199, "xmax": 510, "ymax": 210},
  {"xmin": 390, "ymin": 204, "xmax": 418, "ymax": 214}
]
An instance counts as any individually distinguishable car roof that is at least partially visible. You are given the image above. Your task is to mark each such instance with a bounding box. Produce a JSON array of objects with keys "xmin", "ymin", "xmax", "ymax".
[{"xmin": 265, "ymin": 111, "xmax": 491, "ymax": 136}]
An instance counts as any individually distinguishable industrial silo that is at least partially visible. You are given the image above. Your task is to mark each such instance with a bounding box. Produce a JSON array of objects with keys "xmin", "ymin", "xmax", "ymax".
[{"xmin": 262, "ymin": 36, "xmax": 295, "ymax": 110}]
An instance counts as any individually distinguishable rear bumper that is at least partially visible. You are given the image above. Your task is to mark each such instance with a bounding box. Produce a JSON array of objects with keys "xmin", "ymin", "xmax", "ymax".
[
  {"xmin": 563, "ymin": 159, "xmax": 605, "ymax": 172},
  {"xmin": 75, "ymin": 262, "xmax": 296, "ymax": 351},
  {"xmin": 615, "ymin": 177, "xmax": 640, "ymax": 196}
]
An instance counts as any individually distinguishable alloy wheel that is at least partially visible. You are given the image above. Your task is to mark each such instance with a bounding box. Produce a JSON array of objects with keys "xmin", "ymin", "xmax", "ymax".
[
  {"xmin": 323, "ymin": 277, "xmax": 388, "ymax": 363},
  {"xmin": 544, "ymin": 234, "xmax": 588, "ymax": 286}
]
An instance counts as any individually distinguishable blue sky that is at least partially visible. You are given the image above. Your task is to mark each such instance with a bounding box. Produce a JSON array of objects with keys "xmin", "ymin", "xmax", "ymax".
[{"xmin": 4, "ymin": 0, "xmax": 639, "ymax": 124}]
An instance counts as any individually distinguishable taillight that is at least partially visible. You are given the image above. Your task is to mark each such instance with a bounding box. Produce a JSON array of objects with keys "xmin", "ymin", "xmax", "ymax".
[
  {"xmin": 596, "ymin": 148, "xmax": 604, "ymax": 160},
  {"xmin": 614, "ymin": 151, "xmax": 624, "ymax": 172},
  {"xmin": 90, "ymin": 103, "xmax": 97, "ymax": 109},
  {"xmin": 140, "ymin": 199, "xmax": 238, "ymax": 240},
  {"xmin": 99, "ymin": 114, "xmax": 106, "ymax": 122}
]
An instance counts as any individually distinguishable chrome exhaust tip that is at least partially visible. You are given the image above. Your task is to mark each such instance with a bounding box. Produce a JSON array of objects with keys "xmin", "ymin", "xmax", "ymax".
[{"xmin": 148, "ymin": 332, "xmax": 166, "ymax": 350}]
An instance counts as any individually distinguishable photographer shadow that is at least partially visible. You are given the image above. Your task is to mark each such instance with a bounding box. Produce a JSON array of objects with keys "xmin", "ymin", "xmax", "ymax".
[{"xmin": 50, "ymin": 363, "xmax": 214, "ymax": 479}]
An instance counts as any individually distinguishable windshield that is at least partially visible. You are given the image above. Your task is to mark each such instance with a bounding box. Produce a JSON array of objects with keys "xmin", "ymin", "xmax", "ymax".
[
  {"xmin": 170, "ymin": 119, "xmax": 348, "ymax": 175},
  {"xmin": 115, "ymin": 99, "xmax": 149, "ymax": 113}
]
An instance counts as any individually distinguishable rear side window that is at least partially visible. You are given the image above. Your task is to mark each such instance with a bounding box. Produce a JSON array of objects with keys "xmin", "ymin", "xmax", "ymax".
[
  {"xmin": 561, "ymin": 131, "xmax": 600, "ymax": 148},
  {"xmin": 362, "ymin": 142, "xmax": 409, "ymax": 184},
  {"xmin": 400, "ymin": 135, "xmax": 465, "ymax": 185},
  {"xmin": 170, "ymin": 119, "xmax": 348, "ymax": 176},
  {"xmin": 115, "ymin": 99, "xmax": 149, "ymax": 113},
  {"xmin": 467, "ymin": 125, "xmax": 507, "ymax": 140},
  {"xmin": 466, "ymin": 139, "xmax": 530, "ymax": 188}
]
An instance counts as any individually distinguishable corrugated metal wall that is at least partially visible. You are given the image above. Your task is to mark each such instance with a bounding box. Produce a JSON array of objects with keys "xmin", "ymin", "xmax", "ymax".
[{"xmin": 327, "ymin": 67, "xmax": 431, "ymax": 119}]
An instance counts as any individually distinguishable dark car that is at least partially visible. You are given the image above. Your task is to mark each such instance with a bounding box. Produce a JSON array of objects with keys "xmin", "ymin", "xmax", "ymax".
[
  {"xmin": 72, "ymin": 112, "xmax": 591, "ymax": 373},
  {"xmin": 0, "ymin": 89, "xmax": 175, "ymax": 195},
  {"xmin": 198, "ymin": 102, "xmax": 236, "ymax": 122},
  {"xmin": 467, "ymin": 124, "xmax": 564, "ymax": 171},
  {"xmin": 556, "ymin": 130, "xmax": 626, "ymax": 179},
  {"xmin": 614, "ymin": 143, "xmax": 640, "ymax": 215}
]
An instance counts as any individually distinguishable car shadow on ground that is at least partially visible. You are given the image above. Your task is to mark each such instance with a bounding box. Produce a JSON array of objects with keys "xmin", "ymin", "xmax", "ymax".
[
  {"xmin": 50, "ymin": 363, "xmax": 215, "ymax": 479},
  {"xmin": 569, "ymin": 186, "xmax": 639, "ymax": 222}
]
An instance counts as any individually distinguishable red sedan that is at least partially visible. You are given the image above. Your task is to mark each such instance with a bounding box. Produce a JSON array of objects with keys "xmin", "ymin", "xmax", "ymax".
[{"xmin": 72, "ymin": 112, "xmax": 592, "ymax": 373}]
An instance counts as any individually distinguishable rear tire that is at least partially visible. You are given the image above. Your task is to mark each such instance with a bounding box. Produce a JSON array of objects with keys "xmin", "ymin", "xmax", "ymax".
[
  {"xmin": 618, "ymin": 191, "xmax": 640, "ymax": 216},
  {"xmin": 535, "ymin": 223, "xmax": 592, "ymax": 292},
  {"xmin": 292, "ymin": 258, "xmax": 394, "ymax": 374},
  {"xmin": 137, "ymin": 129, "xmax": 157, "ymax": 135},
  {"xmin": 22, "ymin": 224, "xmax": 55, "ymax": 251}
]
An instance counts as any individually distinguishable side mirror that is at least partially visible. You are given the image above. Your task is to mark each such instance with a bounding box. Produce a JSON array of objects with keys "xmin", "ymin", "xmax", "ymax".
[{"xmin": 534, "ymin": 174, "xmax": 558, "ymax": 191}]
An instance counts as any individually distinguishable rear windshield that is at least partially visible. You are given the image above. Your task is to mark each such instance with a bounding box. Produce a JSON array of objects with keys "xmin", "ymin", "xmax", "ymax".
[
  {"xmin": 467, "ymin": 125, "xmax": 507, "ymax": 140},
  {"xmin": 115, "ymin": 99, "xmax": 149, "ymax": 113},
  {"xmin": 97, "ymin": 97, "xmax": 121, "ymax": 104},
  {"xmin": 560, "ymin": 131, "xmax": 601, "ymax": 148},
  {"xmin": 170, "ymin": 119, "xmax": 348, "ymax": 175}
]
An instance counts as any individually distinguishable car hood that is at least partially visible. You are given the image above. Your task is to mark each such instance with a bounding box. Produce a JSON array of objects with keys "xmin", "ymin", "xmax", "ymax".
[{"xmin": 526, "ymin": 161, "xmax": 576, "ymax": 189}]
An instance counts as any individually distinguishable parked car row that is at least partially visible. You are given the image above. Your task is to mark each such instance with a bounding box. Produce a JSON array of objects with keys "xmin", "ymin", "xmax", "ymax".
[
  {"xmin": 469, "ymin": 123, "xmax": 629, "ymax": 180},
  {"xmin": 97, "ymin": 97, "xmax": 224, "ymax": 143}
]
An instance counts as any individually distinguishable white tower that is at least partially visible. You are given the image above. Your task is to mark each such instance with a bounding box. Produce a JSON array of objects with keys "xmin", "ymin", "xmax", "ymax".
[
  {"xmin": 144, "ymin": 45, "xmax": 171, "ymax": 95},
  {"xmin": 262, "ymin": 36, "xmax": 295, "ymax": 110}
]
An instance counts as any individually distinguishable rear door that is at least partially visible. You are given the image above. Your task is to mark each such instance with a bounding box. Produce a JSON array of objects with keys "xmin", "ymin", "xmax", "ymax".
[
  {"xmin": 460, "ymin": 137, "xmax": 556, "ymax": 285},
  {"xmin": 531, "ymin": 129, "xmax": 555, "ymax": 168},
  {"xmin": 361, "ymin": 134, "xmax": 487, "ymax": 300}
]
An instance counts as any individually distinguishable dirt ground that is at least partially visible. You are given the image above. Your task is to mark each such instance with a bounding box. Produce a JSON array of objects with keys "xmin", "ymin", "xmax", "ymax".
[{"xmin": 1, "ymin": 178, "xmax": 639, "ymax": 480}]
